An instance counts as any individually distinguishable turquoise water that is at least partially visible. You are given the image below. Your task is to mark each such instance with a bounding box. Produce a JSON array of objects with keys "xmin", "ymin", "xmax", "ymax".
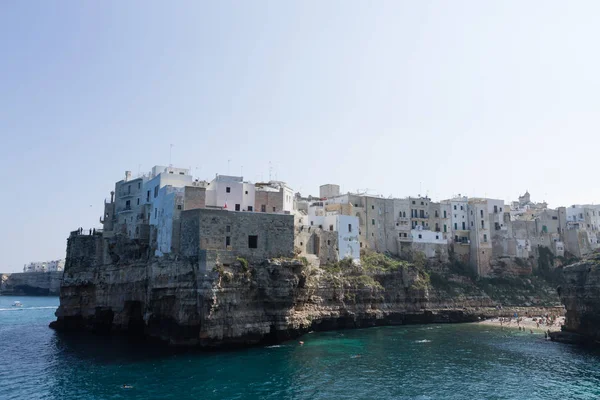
[{"xmin": 2, "ymin": 296, "xmax": 600, "ymax": 399}]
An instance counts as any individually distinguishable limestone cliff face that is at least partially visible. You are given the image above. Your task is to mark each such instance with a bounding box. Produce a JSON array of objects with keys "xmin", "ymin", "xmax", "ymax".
[
  {"xmin": 0, "ymin": 272, "xmax": 63, "ymax": 296},
  {"xmin": 553, "ymin": 252, "xmax": 600, "ymax": 344},
  {"xmin": 51, "ymin": 235, "xmax": 499, "ymax": 347}
]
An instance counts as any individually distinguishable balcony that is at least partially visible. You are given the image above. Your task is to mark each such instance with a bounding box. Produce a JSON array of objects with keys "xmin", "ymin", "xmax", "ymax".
[
  {"xmin": 118, "ymin": 206, "xmax": 134, "ymax": 214},
  {"xmin": 118, "ymin": 190, "xmax": 137, "ymax": 198}
]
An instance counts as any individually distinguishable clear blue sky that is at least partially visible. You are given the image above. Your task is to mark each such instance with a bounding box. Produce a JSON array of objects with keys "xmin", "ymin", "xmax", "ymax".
[{"xmin": 1, "ymin": 1, "xmax": 599, "ymax": 271}]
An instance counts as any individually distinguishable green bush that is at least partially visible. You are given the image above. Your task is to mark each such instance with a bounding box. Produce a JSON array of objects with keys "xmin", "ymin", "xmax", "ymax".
[{"xmin": 236, "ymin": 257, "xmax": 249, "ymax": 272}]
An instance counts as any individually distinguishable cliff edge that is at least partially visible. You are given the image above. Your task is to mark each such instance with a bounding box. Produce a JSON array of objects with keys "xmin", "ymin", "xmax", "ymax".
[
  {"xmin": 0, "ymin": 272, "xmax": 62, "ymax": 296},
  {"xmin": 551, "ymin": 252, "xmax": 600, "ymax": 345},
  {"xmin": 51, "ymin": 234, "xmax": 562, "ymax": 347}
]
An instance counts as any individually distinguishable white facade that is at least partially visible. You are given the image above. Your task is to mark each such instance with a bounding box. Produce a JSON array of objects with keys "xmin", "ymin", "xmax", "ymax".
[
  {"xmin": 205, "ymin": 175, "xmax": 255, "ymax": 211},
  {"xmin": 151, "ymin": 186, "xmax": 184, "ymax": 256},
  {"xmin": 411, "ymin": 227, "xmax": 447, "ymax": 244},
  {"xmin": 24, "ymin": 259, "xmax": 64, "ymax": 272},
  {"xmin": 448, "ymin": 197, "xmax": 469, "ymax": 233},
  {"xmin": 324, "ymin": 214, "xmax": 360, "ymax": 262}
]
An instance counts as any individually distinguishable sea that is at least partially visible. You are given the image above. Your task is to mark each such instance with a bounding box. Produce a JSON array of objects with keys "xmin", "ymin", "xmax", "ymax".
[{"xmin": 1, "ymin": 296, "xmax": 600, "ymax": 400}]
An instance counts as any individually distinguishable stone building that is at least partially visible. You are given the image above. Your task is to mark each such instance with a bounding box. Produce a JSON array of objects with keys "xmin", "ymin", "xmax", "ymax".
[
  {"xmin": 180, "ymin": 209, "xmax": 294, "ymax": 272},
  {"xmin": 254, "ymin": 181, "xmax": 294, "ymax": 214}
]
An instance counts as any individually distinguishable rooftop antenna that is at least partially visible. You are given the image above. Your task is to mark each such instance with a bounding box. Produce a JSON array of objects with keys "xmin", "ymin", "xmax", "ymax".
[
  {"xmin": 227, "ymin": 159, "xmax": 231, "ymax": 175},
  {"xmin": 169, "ymin": 144, "xmax": 173, "ymax": 167},
  {"xmin": 269, "ymin": 161, "xmax": 273, "ymax": 181}
]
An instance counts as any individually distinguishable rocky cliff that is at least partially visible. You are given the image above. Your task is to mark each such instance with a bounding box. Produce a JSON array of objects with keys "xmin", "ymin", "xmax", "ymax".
[
  {"xmin": 0, "ymin": 272, "xmax": 63, "ymax": 296},
  {"xmin": 51, "ymin": 235, "xmax": 562, "ymax": 347},
  {"xmin": 551, "ymin": 252, "xmax": 600, "ymax": 345}
]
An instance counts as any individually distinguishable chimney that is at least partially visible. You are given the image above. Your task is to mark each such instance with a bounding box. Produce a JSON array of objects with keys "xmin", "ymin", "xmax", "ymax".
[
  {"xmin": 125, "ymin": 171, "xmax": 132, "ymax": 182},
  {"xmin": 110, "ymin": 191, "xmax": 115, "ymax": 203}
]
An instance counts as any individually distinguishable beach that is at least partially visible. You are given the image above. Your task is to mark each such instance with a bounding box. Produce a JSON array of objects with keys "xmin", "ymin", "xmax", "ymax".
[{"xmin": 479, "ymin": 314, "xmax": 565, "ymax": 332}]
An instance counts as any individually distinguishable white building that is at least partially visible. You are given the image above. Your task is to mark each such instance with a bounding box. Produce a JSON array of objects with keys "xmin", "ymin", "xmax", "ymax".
[
  {"xmin": 325, "ymin": 214, "xmax": 360, "ymax": 262},
  {"xmin": 205, "ymin": 175, "xmax": 255, "ymax": 211},
  {"xmin": 23, "ymin": 259, "xmax": 64, "ymax": 273},
  {"xmin": 151, "ymin": 186, "xmax": 185, "ymax": 256}
]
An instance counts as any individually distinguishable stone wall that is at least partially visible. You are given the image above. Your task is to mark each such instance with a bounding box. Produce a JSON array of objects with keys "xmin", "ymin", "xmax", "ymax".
[
  {"xmin": 180, "ymin": 209, "xmax": 294, "ymax": 263},
  {"xmin": 255, "ymin": 190, "xmax": 284, "ymax": 213},
  {"xmin": 184, "ymin": 186, "xmax": 206, "ymax": 211}
]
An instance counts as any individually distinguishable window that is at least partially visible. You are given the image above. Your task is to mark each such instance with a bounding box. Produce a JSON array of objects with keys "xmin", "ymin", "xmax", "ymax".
[
  {"xmin": 154, "ymin": 208, "xmax": 157, "ymax": 218},
  {"xmin": 177, "ymin": 205, "xmax": 182, "ymax": 210},
  {"xmin": 480, "ymin": 210, "xmax": 484, "ymax": 218},
  {"xmin": 329, "ymin": 225, "xmax": 334, "ymax": 231},
  {"xmin": 128, "ymin": 185, "xmax": 131, "ymax": 194},
  {"xmin": 471, "ymin": 221, "xmax": 474, "ymax": 227},
  {"xmin": 443, "ymin": 211, "xmax": 447, "ymax": 218},
  {"xmin": 179, "ymin": 172, "xmax": 184, "ymax": 175},
  {"xmin": 226, "ymin": 225, "xmax": 231, "ymax": 233},
  {"xmin": 348, "ymin": 224, "xmax": 352, "ymax": 233},
  {"xmin": 500, "ymin": 208, "xmax": 503, "ymax": 212},
  {"xmin": 226, "ymin": 187, "xmax": 231, "ymax": 193},
  {"xmin": 403, "ymin": 211, "xmax": 406, "ymax": 217},
  {"xmin": 248, "ymin": 206, "xmax": 253, "ymax": 211},
  {"xmin": 226, "ymin": 236, "xmax": 231, "ymax": 246},
  {"xmin": 481, "ymin": 220, "xmax": 484, "ymax": 228},
  {"xmin": 552, "ymin": 216, "xmax": 558, "ymax": 220},
  {"xmin": 245, "ymin": 191, "xmax": 248, "ymax": 195},
  {"xmin": 435, "ymin": 211, "xmax": 439, "ymax": 217},
  {"xmin": 454, "ymin": 205, "xmax": 457, "ymax": 210},
  {"xmin": 483, "ymin": 234, "xmax": 487, "ymax": 242},
  {"xmin": 495, "ymin": 222, "xmax": 500, "ymax": 230},
  {"xmin": 412, "ymin": 201, "xmax": 416, "ymax": 205},
  {"xmin": 154, "ymin": 186, "xmax": 159, "ymax": 198},
  {"xmin": 460, "ymin": 206, "xmax": 463, "ymax": 210},
  {"xmin": 372, "ymin": 219, "xmax": 375, "ymax": 225},
  {"xmin": 360, "ymin": 242, "xmax": 363, "ymax": 248},
  {"xmin": 421, "ymin": 201, "xmax": 424, "ymax": 205},
  {"xmin": 300, "ymin": 242, "xmax": 303, "ymax": 246},
  {"xmin": 146, "ymin": 190, "xmax": 150, "ymax": 202},
  {"xmin": 399, "ymin": 233, "xmax": 402, "ymax": 237},
  {"xmin": 494, "ymin": 205, "xmax": 498, "ymax": 213},
  {"xmin": 125, "ymin": 200, "xmax": 131, "ymax": 209},
  {"xmin": 248, "ymin": 235, "xmax": 258, "ymax": 248},
  {"xmin": 273, "ymin": 207, "xmax": 276, "ymax": 212},
  {"xmin": 454, "ymin": 223, "xmax": 457, "ymax": 230},
  {"xmin": 371, "ymin": 205, "xmax": 375, "ymax": 210},
  {"xmin": 444, "ymin": 224, "xmax": 447, "ymax": 232},
  {"xmin": 418, "ymin": 234, "xmax": 422, "ymax": 239},
  {"xmin": 137, "ymin": 198, "xmax": 140, "ymax": 205},
  {"xmin": 462, "ymin": 222, "xmax": 466, "ymax": 230},
  {"xmin": 261, "ymin": 205, "xmax": 266, "ymax": 212},
  {"xmin": 455, "ymin": 235, "xmax": 459, "ymax": 241},
  {"xmin": 310, "ymin": 221, "xmax": 314, "ymax": 226},
  {"xmin": 436, "ymin": 235, "xmax": 439, "ymax": 240},
  {"xmin": 327, "ymin": 240, "xmax": 331, "ymax": 245},
  {"xmin": 235, "ymin": 204, "xmax": 241, "ymax": 211}
]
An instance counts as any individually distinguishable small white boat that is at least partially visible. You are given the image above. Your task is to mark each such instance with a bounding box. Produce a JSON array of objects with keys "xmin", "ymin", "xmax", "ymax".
[{"xmin": 12, "ymin": 301, "xmax": 23, "ymax": 307}]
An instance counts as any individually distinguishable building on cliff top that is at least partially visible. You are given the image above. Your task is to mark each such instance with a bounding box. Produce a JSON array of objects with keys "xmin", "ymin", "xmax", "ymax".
[
  {"xmin": 179, "ymin": 208, "xmax": 294, "ymax": 272},
  {"xmin": 23, "ymin": 259, "xmax": 65, "ymax": 273},
  {"xmin": 99, "ymin": 166, "xmax": 296, "ymax": 266}
]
